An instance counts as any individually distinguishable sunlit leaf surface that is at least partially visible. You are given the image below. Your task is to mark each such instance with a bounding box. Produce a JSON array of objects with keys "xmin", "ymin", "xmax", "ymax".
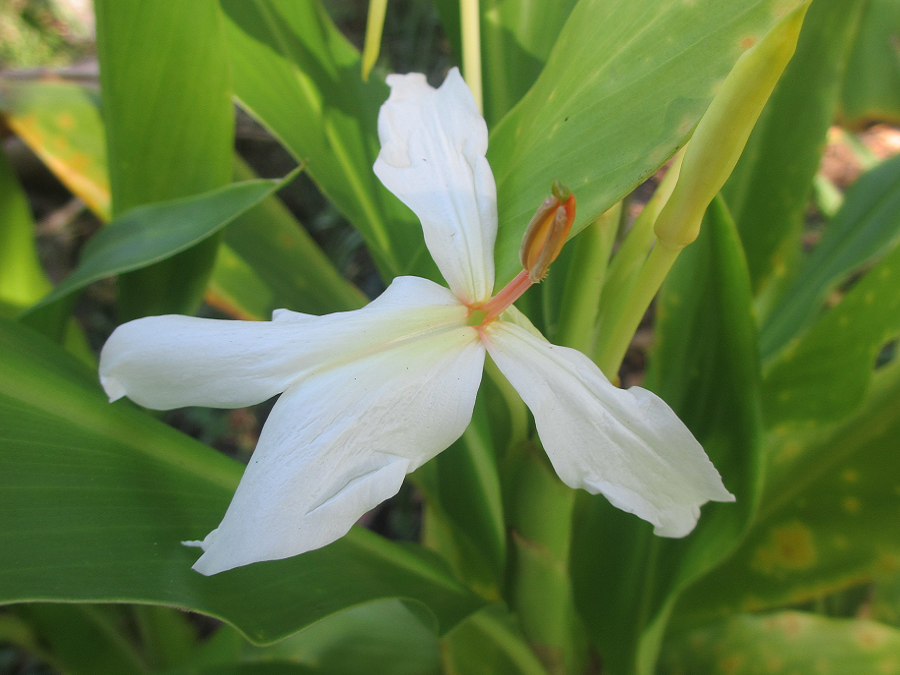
[
  {"xmin": 662, "ymin": 612, "xmax": 900, "ymax": 675},
  {"xmin": 723, "ymin": 0, "xmax": 866, "ymax": 296},
  {"xmin": 0, "ymin": 77, "xmax": 109, "ymax": 218},
  {"xmin": 489, "ymin": 0, "xmax": 811, "ymax": 285},
  {"xmin": 677, "ymin": 358, "xmax": 900, "ymax": 621}
]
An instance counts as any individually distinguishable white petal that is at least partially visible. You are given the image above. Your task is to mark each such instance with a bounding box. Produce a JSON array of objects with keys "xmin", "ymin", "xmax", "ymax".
[
  {"xmin": 374, "ymin": 68, "xmax": 496, "ymax": 305},
  {"xmin": 99, "ymin": 276, "xmax": 467, "ymax": 410},
  {"xmin": 483, "ymin": 321, "xmax": 734, "ymax": 538},
  {"xmin": 192, "ymin": 323, "xmax": 486, "ymax": 574}
]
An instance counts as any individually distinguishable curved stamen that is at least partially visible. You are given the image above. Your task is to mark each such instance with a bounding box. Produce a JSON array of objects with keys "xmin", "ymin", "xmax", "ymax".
[{"xmin": 469, "ymin": 180, "xmax": 577, "ymax": 327}]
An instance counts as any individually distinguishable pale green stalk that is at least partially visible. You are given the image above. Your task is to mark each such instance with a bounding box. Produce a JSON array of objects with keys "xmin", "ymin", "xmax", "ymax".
[
  {"xmin": 460, "ymin": 0, "xmax": 483, "ymax": 112},
  {"xmin": 555, "ymin": 203, "xmax": 621, "ymax": 353},
  {"xmin": 596, "ymin": 241, "xmax": 682, "ymax": 379},
  {"xmin": 361, "ymin": 0, "xmax": 388, "ymax": 81},
  {"xmin": 506, "ymin": 445, "xmax": 588, "ymax": 675},
  {"xmin": 593, "ymin": 149, "xmax": 684, "ymax": 356},
  {"xmin": 594, "ymin": 0, "xmax": 811, "ymax": 380}
]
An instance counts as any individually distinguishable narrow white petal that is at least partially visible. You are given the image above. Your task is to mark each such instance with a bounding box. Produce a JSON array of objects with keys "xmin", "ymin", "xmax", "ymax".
[
  {"xmin": 99, "ymin": 276, "xmax": 466, "ymax": 410},
  {"xmin": 374, "ymin": 68, "xmax": 496, "ymax": 305},
  {"xmin": 192, "ymin": 324, "xmax": 486, "ymax": 574},
  {"xmin": 483, "ymin": 321, "xmax": 734, "ymax": 538}
]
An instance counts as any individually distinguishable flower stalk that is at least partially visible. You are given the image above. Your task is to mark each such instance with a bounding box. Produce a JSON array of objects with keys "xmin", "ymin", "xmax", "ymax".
[
  {"xmin": 556, "ymin": 202, "xmax": 622, "ymax": 353},
  {"xmin": 460, "ymin": 0, "xmax": 483, "ymax": 112},
  {"xmin": 594, "ymin": 0, "xmax": 810, "ymax": 380}
]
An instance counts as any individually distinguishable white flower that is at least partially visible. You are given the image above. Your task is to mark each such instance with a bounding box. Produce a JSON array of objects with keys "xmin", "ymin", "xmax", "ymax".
[{"xmin": 99, "ymin": 69, "xmax": 734, "ymax": 576}]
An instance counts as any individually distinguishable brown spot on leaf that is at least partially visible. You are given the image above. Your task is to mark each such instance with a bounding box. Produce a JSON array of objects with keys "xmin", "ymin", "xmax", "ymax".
[
  {"xmin": 855, "ymin": 624, "xmax": 888, "ymax": 650},
  {"xmin": 718, "ymin": 654, "xmax": 745, "ymax": 674},
  {"xmin": 57, "ymin": 112, "xmax": 76, "ymax": 130},
  {"xmin": 753, "ymin": 522, "xmax": 817, "ymax": 574},
  {"xmin": 741, "ymin": 36, "xmax": 757, "ymax": 50}
]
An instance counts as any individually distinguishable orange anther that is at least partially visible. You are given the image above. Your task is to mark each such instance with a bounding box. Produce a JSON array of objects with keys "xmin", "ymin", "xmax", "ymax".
[{"xmin": 519, "ymin": 180, "xmax": 576, "ymax": 282}]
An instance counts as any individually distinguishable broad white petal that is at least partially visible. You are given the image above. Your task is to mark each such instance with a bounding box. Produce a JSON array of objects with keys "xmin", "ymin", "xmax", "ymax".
[
  {"xmin": 100, "ymin": 276, "xmax": 466, "ymax": 410},
  {"xmin": 483, "ymin": 321, "xmax": 734, "ymax": 538},
  {"xmin": 374, "ymin": 68, "xmax": 496, "ymax": 305},
  {"xmin": 192, "ymin": 323, "xmax": 486, "ymax": 574}
]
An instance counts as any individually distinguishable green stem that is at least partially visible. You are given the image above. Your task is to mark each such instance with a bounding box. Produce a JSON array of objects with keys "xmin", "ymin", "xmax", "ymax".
[
  {"xmin": 594, "ymin": 149, "xmax": 684, "ymax": 349},
  {"xmin": 460, "ymin": 0, "xmax": 483, "ymax": 111},
  {"xmin": 361, "ymin": 0, "xmax": 388, "ymax": 81},
  {"xmin": 595, "ymin": 240, "xmax": 683, "ymax": 380},
  {"xmin": 556, "ymin": 203, "xmax": 621, "ymax": 353},
  {"xmin": 506, "ymin": 445, "xmax": 588, "ymax": 675}
]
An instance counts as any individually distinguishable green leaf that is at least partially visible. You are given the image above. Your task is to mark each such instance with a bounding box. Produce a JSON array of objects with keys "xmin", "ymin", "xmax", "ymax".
[
  {"xmin": 220, "ymin": 0, "xmax": 431, "ymax": 283},
  {"xmin": 415, "ymin": 393, "xmax": 505, "ymax": 598},
  {"xmin": 761, "ymin": 153, "xmax": 900, "ymax": 360},
  {"xmin": 572, "ymin": 197, "xmax": 761, "ymax": 675},
  {"xmin": 661, "ymin": 612, "xmax": 900, "ymax": 675},
  {"xmin": 503, "ymin": 447, "xmax": 588, "ymax": 674},
  {"xmin": 722, "ymin": 0, "xmax": 866, "ymax": 297},
  {"xmin": 675, "ymin": 357, "xmax": 900, "ymax": 622},
  {"xmin": 0, "ymin": 76, "xmax": 360, "ymax": 320},
  {"xmin": 132, "ymin": 605, "xmax": 198, "ymax": 670},
  {"xmin": 95, "ymin": 0, "xmax": 234, "ymax": 317},
  {"xmin": 29, "ymin": 169, "xmax": 302, "ymax": 310},
  {"xmin": 439, "ymin": 605, "xmax": 549, "ymax": 675},
  {"xmin": 871, "ymin": 573, "xmax": 900, "ymax": 628},
  {"xmin": 0, "ymin": 146, "xmax": 51, "ymax": 313},
  {"xmin": 0, "ymin": 134, "xmax": 94, "ymax": 361},
  {"xmin": 210, "ymin": 159, "xmax": 366, "ymax": 319},
  {"xmin": 11, "ymin": 605, "xmax": 148, "ymax": 675},
  {"xmin": 164, "ymin": 664, "xmax": 317, "ymax": 675},
  {"xmin": 762, "ymin": 235, "xmax": 900, "ymax": 425},
  {"xmin": 839, "ymin": 0, "xmax": 900, "ymax": 128},
  {"xmin": 0, "ymin": 317, "xmax": 483, "ymax": 641},
  {"xmin": 489, "ymin": 0, "xmax": 811, "ymax": 286},
  {"xmin": 0, "ymin": 77, "xmax": 110, "ymax": 218},
  {"xmin": 243, "ymin": 599, "xmax": 441, "ymax": 675},
  {"xmin": 480, "ymin": 0, "xmax": 578, "ymax": 126}
]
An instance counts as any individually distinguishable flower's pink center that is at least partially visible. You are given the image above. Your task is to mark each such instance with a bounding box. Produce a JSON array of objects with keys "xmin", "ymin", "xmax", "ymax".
[{"xmin": 467, "ymin": 181, "xmax": 576, "ymax": 328}]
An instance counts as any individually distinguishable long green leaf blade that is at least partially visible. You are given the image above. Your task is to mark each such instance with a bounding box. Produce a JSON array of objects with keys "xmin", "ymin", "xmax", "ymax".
[
  {"xmin": 30, "ymin": 170, "xmax": 301, "ymax": 310},
  {"xmin": 762, "ymin": 236, "xmax": 900, "ymax": 425},
  {"xmin": 489, "ymin": 0, "xmax": 812, "ymax": 286},
  {"xmin": 220, "ymin": 0, "xmax": 431, "ymax": 282},
  {"xmin": 0, "ymin": 147, "xmax": 51, "ymax": 314},
  {"xmin": 760, "ymin": 154, "xmax": 900, "ymax": 359},
  {"xmin": 95, "ymin": 0, "xmax": 234, "ymax": 317},
  {"xmin": 722, "ymin": 0, "xmax": 866, "ymax": 297},
  {"xmin": 0, "ymin": 318, "xmax": 483, "ymax": 641}
]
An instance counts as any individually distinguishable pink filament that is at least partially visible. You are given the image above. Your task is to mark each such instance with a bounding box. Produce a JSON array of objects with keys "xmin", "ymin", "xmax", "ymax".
[{"xmin": 473, "ymin": 269, "xmax": 534, "ymax": 325}]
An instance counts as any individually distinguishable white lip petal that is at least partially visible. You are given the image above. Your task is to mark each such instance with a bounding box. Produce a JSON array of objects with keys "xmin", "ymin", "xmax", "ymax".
[
  {"xmin": 191, "ymin": 323, "xmax": 486, "ymax": 575},
  {"xmin": 483, "ymin": 321, "xmax": 735, "ymax": 538},
  {"xmin": 99, "ymin": 276, "xmax": 467, "ymax": 411},
  {"xmin": 374, "ymin": 68, "xmax": 497, "ymax": 305}
]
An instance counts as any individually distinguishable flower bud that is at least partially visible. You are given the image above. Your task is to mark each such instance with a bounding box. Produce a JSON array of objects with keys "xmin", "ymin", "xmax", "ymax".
[
  {"xmin": 520, "ymin": 180, "xmax": 576, "ymax": 282},
  {"xmin": 654, "ymin": 0, "xmax": 810, "ymax": 249}
]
